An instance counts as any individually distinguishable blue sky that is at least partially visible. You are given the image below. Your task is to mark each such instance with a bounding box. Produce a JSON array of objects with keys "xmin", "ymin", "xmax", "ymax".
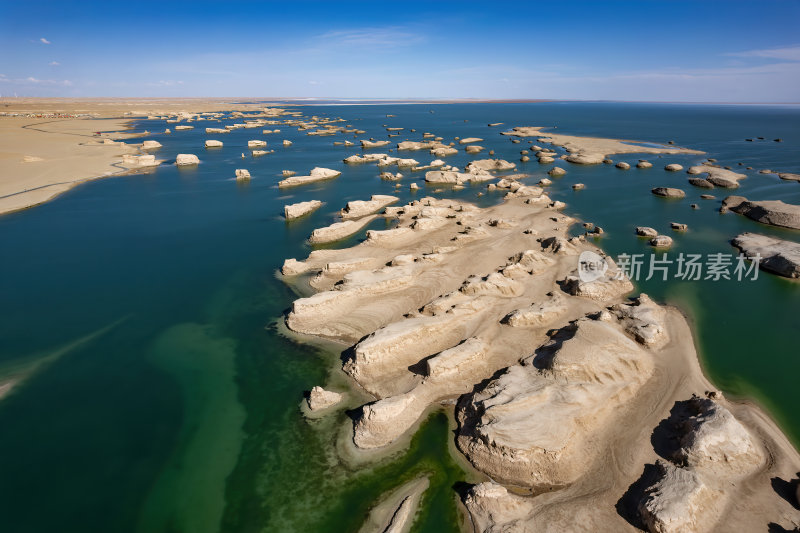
[{"xmin": 1, "ymin": 0, "xmax": 799, "ymax": 102}]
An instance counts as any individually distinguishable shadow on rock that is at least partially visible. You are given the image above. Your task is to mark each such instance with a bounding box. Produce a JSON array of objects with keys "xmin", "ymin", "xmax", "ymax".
[{"xmin": 615, "ymin": 462, "xmax": 661, "ymax": 529}]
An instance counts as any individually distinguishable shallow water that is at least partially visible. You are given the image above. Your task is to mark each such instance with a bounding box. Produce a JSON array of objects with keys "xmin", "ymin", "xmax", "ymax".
[{"xmin": 0, "ymin": 102, "xmax": 797, "ymax": 532}]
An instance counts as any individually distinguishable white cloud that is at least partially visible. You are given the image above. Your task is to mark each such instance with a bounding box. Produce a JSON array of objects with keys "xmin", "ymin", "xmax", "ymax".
[
  {"xmin": 317, "ymin": 27, "xmax": 424, "ymax": 47},
  {"xmin": 603, "ymin": 61, "xmax": 800, "ymax": 82},
  {"xmin": 40, "ymin": 37, "xmax": 51, "ymax": 45},
  {"xmin": 0, "ymin": 76, "xmax": 72, "ymax": 86},
  {"xmin": 444, "ymin": 60, "xmax": 800, "ymax": 85},
  {"xmin": 49, "ymin": 61, "xmax": 60, "ymax": 66},
  {"xmin": 308, "ymin": 80, "xmax": 320, "ymax": 85},
  {"xmin": 727, "ymin": 45, "xmax": 800, "ymax": 61},
  {"xmin": 431, "ymin": 59, "xmax": 800, "ymax": 102},
  {"xmin": 145, "ymin": 80, "xmax": 185, "ymax": 87}
]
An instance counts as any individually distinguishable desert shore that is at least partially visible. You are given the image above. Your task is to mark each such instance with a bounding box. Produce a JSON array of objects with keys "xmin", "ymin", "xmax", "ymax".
[
  {"xmin": 0, "ymin": 115, "xmax": 139, "ymax": 214},
  {"xmin": 0, "ymin": 98, "xmax": 287, "ymax": 216}
]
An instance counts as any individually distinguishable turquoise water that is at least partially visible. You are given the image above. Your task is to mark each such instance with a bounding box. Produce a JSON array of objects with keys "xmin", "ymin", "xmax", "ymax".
[{"xmin": 0, "ymin": 102, "xmax": 797, "ymax": 532}]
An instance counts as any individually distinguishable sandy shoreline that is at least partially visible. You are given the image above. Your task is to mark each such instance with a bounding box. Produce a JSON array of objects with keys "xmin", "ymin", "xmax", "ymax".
[
  {"xmin": 0, "ymin": 115, "xmax": 142, "ymax": 215},
  {"xmin": 0, "ymin": 97, "xmax": 293, "ymax": 216}
]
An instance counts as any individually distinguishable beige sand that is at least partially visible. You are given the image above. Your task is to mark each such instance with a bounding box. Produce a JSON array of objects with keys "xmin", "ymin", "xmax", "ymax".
[
  {"xmin": 502, "ymin": 126, "xmax": 705, "ymax": 162},
  {"xmin": 0, "ymin": 116, "xmax": 140, "ymax": 214},
  {"xmin": 358, "ymin": 477, "xmax": 429, "ymax": 533},
  {"xmin": 0, "ymin": 97, "xmax": 290, "ymax": 216}
]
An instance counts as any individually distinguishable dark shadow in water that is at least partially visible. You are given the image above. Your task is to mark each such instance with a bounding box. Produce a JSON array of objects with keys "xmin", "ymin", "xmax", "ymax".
[
  {"xmin": 344, "ymin": 406, "xmax": 363, "ymax": 424},
  {"xmin": 340, "ymin": 343, "xmax": 358, "ymax": 367},
  {"xmin": 452, "ymin": 480, "xmax": 474, "ymax": 502}
]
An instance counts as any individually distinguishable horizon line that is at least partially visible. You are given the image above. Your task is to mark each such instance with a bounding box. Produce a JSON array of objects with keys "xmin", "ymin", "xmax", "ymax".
[{"xmin": 1, "ymin": 96, "xmax": 799, "ymax": 106}]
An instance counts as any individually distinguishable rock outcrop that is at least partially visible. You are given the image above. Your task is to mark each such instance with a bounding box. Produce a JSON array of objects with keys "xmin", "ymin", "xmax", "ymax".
[
  {"xmin": 687, "ymin": 165, "xmax": 746, "ymax": 188},
  {"xmin": 308, "ymin": 216, "xmax": 377, "ymax": 244},
  {"xmin": 354, "ymin": 392, "xmax": 424, "ymax": 449},
  {"xmin": 285, "ymin": 200, "xmax": 323, "ymax": 220},
  {"xmin": 721, "ymin": 196, "xmax": 800, "ymax": 230},
  {"xmin": 638, "ymin": 460, "xmax": 721, "ymax": 533},
  {"xmin": 344, "ymin": 153, "xmax": 389, "ymax": 164},
  {"xmin": 650, "ymin": 235, "xmax": 673, "ymax": 248},
  {"xmin": 457, "ymin": 317, "xmax": 654, "ymax": 487},
  {"xmin": 465, "ymin": 159, "xmax": 516, "ymax": 172},
  {"xmin": 652, "ymin": 187, "xmax": 685, "ymax": 198},
  {"xmin": 430, "ymin": 146, "xmax": 459, "ymax": 157},
  {"xmin": 731, "ymin": 232, "xmax": 800, "ymax": 278},
  {"xmin": 306, "ymin": 386, "xmax": 342, "ymax": 411},
  {"xmin": 636, "ymin": 227, "xmax": 658, "ymax": 237},
  {"xmin": 278, "ymin": 167, "xmax": 341, "ymax": 188},
  {"xmin": 501, "ymin": 126, "xmax": 704, "ymax": 161},
  {"xmin": 504, "ymin": 292, "xmax": 566, "ymax": 327},
  {"xmin": 566, "ymin": 152, "xmax": 605, "ymax": 164},
  {"xmin": 462, "ymin": 483, "xmax": 531, "ymax": 533},
  {"xmin": 175, "ymin": 153, "xmax": 199, "ymax": 166},
  {"xmin": 688, "ymin": 177, "xmax": 714, "ymax": 189},
  {"xmin": 341, "ymin": 195, "xmax": 399, "ymax": 219},
  {"xmin": 610, "ymin": 294, "xmax": 668, "ymax": 347},
  {"xmin": 674, "ymin": 397, "xmax": 763, "ymax": 474},
  {"xmin": 361, "ymin": 139, "xmax": 391, "ymax": 148},
  {"xmin": 397, "ymin": 140, "xmax": 438, "ymax": 151},
  {"xmin": 561, "ymin": 256, "xmax": 633, "ymax": 302},
  {"xmin": 272, "ymin": 134, "xmax": 798, "ymax": 533},
  {"xmin": 122, "ymin": 154, "xmax": 159, "ymax": 167},
  {"xmin": 634, "ymin": 396, "xmax": 765, "ymax": 533},
  {"xmin": 141, "ymin": 140, "xmax": 162, "ymax": 150}
]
